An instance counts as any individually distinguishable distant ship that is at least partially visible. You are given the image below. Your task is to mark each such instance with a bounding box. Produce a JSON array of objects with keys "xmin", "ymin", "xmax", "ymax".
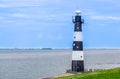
[{"xmin": 41, "ymin": 48, "xmax": 52, "ymax": 50}]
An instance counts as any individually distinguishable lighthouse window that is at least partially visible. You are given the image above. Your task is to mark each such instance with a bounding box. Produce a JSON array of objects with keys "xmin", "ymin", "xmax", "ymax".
[
  {"xmin": 81, "ymin": 56, "xmax": 82, "ymax": 58},
  {"xmin": 76, "ymin": 22, "xmax": 79, "ymax": 25},
  {"xmin": 77, "ymin": 27, "xmax": 79, "ymax": 29},
  {"xmin": 77, "ymin": 46, "xmax": 79, "ymax": 48},
  {"xmin": 74, "ymin": 36, "xmax": 76, "ymax": 39},
  {"xmin": 73, "ymin": 43, "xmax": 75, "ymax": 46}
]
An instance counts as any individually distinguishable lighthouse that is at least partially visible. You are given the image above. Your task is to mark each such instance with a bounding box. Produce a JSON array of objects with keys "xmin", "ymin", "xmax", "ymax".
[{"xmin": 72, "ymin": 10, "xmax": 84, "ymax": 72}]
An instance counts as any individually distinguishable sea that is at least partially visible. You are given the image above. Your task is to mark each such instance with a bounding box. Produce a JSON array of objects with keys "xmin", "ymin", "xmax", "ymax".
[{"xmin": 0, "ymin": 49, "xmax": 120, "ymax": 79}]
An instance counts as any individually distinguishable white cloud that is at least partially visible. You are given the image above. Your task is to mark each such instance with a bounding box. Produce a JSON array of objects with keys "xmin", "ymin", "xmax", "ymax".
[
  {"xmin": 0, "ymin": 16, "xmax": 4, "ymax": 19},
  {"xmin": 0, "ymin": 13, "xmax": 30, "ymax": 24},
  {"xmin": 90, "ymin": 15, "xmax": 120, "ymax": 21},
  {"xmin": 0, "ymin": 4, "xmax": 8, "ymax": 8},
  {"xmin": 37, "ymin": 34, "xmax": 63, "ymax": 40},
  {"xmin": 93, "ymin": 0, "xmax": 118, "ymax": 3},
  {"xmin": 11, "ymin": 13, "xmax": 30, "ymax": 18},
  {"xmin": 0, "ymin": 0, "xmax": 46, "ymax": 8}
]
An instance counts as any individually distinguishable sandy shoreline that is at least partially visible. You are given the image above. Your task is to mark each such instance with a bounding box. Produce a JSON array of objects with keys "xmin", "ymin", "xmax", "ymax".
[{"xmin": 43, "ymin": 73, "xmax": 73, "ymax": 79}]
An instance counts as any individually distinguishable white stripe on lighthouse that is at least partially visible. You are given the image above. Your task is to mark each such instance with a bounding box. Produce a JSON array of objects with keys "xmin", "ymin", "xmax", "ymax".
[
  {"xmin": 74, "ymin": 32, "xmax": 82, "ymax": 41},
  {"xmin": 72, "ymin": 51, "xmax": 84, "ymax": 60}
]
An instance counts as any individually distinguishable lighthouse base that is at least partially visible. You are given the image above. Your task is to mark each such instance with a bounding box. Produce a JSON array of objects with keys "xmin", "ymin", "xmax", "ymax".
[{"xmin": 72, "ymin": 60, "xmax": 84, "ymax": 72}]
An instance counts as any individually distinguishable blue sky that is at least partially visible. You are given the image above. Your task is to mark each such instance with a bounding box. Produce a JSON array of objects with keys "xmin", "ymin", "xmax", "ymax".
[{"xmin": 0, "ymin": 0, "xmax": 120, "ymax": 49}]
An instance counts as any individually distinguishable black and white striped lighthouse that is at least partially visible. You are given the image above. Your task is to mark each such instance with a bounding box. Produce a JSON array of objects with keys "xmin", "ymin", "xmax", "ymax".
[{"xmin": 72, "ymin": 10, "xmax": 84, "ymax": 72}]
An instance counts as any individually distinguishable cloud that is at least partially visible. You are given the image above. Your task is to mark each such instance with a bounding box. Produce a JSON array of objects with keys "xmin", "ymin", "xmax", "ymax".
[
  {"xmin": 0, "ymin": 13, "xmax": 30, "ymax": 24},
  {"xmin": 0, "ymin": 0, "xmax": 46, "ymax": 8},
  {"xmin": 90, "ymin": 15, "xmax": 120, "ymax": 21},
  {"xmin": 0, "ymin": 4, "xmax": 8, "ymax": 8},
  {"xmin": 11, "ymin": 13, "xmax": 30, "ymax": 18},
  {"xmin": 0, "ymin": 16, "xmax": 4, "ymax": 19}
]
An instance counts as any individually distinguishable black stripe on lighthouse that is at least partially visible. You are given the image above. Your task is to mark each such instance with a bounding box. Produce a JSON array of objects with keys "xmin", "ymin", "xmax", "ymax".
[
  {"xmin": 73, "ymin": 41, "xmax": 83, "ymax": 50},
  {"xmin": 74, "ymin": 22, "xmax": 82, "ymax": 31},
  {"xmin": 72, "ymin": 10, "xmax": 84, "ymax": 72}
]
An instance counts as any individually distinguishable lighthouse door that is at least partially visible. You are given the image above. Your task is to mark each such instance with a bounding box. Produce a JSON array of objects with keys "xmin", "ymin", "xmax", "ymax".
[
  {"xmin": 77, "ymin": 61, "xmax": 81, "ymax": 72},
  {"xmin": 77, "ymin": 61, "xmax": 84, "ymax": 72}
]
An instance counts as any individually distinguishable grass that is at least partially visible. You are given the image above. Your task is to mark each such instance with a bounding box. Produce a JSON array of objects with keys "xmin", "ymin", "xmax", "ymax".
[{"xmin": 56, "ymin": 68, "xmax": 120, "ymax": 79}]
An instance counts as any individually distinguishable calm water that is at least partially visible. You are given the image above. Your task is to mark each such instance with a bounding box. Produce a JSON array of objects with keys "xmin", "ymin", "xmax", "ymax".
[{"xmin": 0, "ymin": 49, "xmax": 120, "ymax": 79}]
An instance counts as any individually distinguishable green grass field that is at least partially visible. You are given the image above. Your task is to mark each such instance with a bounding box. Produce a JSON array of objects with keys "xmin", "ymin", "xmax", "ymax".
[{"xmin": 56, "ymin": 68, "xmax": 120, "ymax": 79}]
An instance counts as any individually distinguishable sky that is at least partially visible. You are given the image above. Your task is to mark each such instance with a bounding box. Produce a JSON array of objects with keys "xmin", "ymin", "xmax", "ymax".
[{"xmin": 0, "ymin": 0, "xmax": 120, "ymax": 49}]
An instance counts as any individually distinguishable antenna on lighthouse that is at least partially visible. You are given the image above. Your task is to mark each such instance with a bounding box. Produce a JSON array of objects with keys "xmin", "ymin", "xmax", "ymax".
[{"xmin": 72, "ymin": 16, "xmax": 75, "ymax": 23}]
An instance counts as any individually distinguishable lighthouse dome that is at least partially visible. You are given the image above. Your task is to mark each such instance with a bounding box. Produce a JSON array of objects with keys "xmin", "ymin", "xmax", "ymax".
[{"xmin": 75, "ymin": 10, "xmax": 81, "ymax": 15}]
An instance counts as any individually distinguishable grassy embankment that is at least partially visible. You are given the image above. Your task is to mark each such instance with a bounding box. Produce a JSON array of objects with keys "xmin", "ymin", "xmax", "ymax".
[{"xmin": 56, "ymin": 68, "xmax": 120, "ymax": 79}]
